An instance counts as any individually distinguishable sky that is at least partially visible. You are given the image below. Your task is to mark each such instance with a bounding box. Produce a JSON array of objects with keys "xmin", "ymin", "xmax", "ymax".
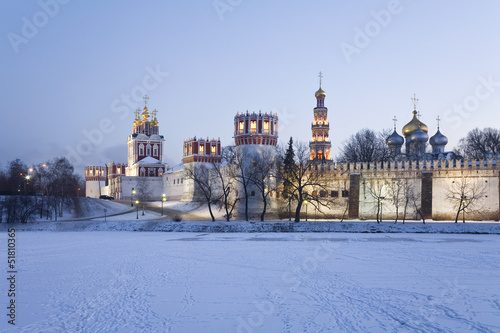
[{"xmin": 1, "ymin": 0, "xmax": 500, "ymax": 173}]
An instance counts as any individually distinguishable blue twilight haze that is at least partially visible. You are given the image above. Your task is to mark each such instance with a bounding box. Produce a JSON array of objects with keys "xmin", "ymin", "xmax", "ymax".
[{"xmin": 1, "ymin": 1, "xmax": 499, "ymax": 171}]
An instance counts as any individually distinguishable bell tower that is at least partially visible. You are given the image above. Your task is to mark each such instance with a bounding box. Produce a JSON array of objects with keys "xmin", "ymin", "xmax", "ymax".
[{"xmin": 309, "ymin": 72, "xmax": 332, "ymax": 161}]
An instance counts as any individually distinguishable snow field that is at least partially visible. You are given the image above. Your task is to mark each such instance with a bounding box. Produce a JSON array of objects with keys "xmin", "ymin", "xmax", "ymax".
[{"xmin": 0, "ymin": 232, "xmax": 499, "ymax": 332}]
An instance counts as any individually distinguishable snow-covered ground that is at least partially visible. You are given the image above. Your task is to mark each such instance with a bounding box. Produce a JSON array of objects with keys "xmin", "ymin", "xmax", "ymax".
[{"xmin": 1, "ymin": 232, "xmax": 499, "ymax": 332}]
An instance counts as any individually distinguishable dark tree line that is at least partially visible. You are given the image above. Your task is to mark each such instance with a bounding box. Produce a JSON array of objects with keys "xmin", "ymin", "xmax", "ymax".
[
  {"xmin": 455, "ymin": 127, "xmax": 500, "ymax": 160},
  {"xmin": 0, "ymin": 158, "xmax": 83, "ymax": 222},
  {"xmin": 338, "ymin": 128, "xmax": 391, "ymax": 163}
]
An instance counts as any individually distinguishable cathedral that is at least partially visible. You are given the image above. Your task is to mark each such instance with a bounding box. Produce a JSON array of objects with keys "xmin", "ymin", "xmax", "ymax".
[{"xmin": 386, "ymin": 94, "xmax": 457, "ymax": 161}]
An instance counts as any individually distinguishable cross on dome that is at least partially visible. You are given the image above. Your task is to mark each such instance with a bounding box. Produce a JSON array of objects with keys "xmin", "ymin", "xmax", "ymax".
[
  {"xmin": 143, "ymin": 94, "xmax": 150, "ymax": 106},
  {"xmin": 318, "ymin": 71, "xmax": 323, "ymax": 86},
  {"xmin": 411, "ymin": 93, "xmax": 419, "ymax": 111},
  {"xmin": 436, "ymin": 115, "xmax": 441, "ymax": 129},
  {"xmin": 392, "ymin": 116, "xmax": 398, "ymax": 130}
]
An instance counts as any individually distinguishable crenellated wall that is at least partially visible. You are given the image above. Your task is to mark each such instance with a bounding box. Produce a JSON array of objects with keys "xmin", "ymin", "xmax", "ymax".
[{"xmin": 301, "ymin": 158, "xmax": 500, "ymax": 221}]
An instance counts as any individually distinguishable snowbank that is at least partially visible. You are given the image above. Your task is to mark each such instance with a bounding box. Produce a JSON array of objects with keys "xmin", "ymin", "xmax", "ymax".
[{"xmin": 2, "ymin": 220, "xmax": 499, "ymax": 234}]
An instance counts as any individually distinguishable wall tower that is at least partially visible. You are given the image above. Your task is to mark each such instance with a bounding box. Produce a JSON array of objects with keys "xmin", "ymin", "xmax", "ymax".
[{"xmin": 234, "ymin": 111, "xmax": 279, "ymax": 219}]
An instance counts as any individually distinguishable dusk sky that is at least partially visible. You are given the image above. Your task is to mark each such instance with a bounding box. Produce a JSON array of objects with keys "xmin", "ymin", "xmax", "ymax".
[{"xmin": 1, "ymin": 1, "xmax": 500, "ymax": 173}]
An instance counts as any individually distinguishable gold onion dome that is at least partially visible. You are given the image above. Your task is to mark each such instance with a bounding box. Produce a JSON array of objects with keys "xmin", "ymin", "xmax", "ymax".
[
  {"xmin": 315, "ymin": 86, "xmax": 326, "ymax": 99},
  {"xmin": 402, "ymin": 110, "xmax": 428, "ymax": 137},
  {"xmin": 141, "ymin": 106, "xmax": 150, "ymax": 120}
]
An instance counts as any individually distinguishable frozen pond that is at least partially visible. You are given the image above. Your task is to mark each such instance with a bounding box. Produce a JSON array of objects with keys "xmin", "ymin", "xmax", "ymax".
[{"xmin": 1, "ymin": 232, "xmax": 499, "ymax": 332}]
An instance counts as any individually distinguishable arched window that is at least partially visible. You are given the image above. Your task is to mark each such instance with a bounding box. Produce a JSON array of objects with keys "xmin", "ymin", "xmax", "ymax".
[
  {"xmin": 146, "ymin": 144, "xmax": 151, "ymax": 156},
  {"xmin": 139, "ymin": 144, "xmax": 144, "ymax": 156},
  {"xmin": 153, "ymin": 144, "xmax": 158, "ymax": 157},
  {"xmin": 140, "ymin": 167, "xmax": 145, "ymax": 177},
  {"xmin": 250, "ymin": 120, "xmax": 257, "ymax": 133}
]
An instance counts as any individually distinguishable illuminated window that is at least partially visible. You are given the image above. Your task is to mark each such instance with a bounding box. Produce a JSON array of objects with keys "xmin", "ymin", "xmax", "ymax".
[
  {"xmin": 117, "ymin": 167, "xmax": 121, "ymax": 174},
  {"xmin": 199, "ymin": 145, "xmax": 204, "ymax": 154},
  {"xmin": 250, "ymin": 120, "xmax": 257, "ymax": 133},
  {"xmin": 239, "ymin": 121, "xmax": 244, "ymax": 133},
  {"xmin": 263, "ymin": 121, "xmax": 269, "ymax": 133},
  {"xmin": 274, "ymin": 122, "xmax": 277, "ymax": 133},
  {"xmin": 211, "ymin": 145, "xmax": 216, "ymax": 155}
]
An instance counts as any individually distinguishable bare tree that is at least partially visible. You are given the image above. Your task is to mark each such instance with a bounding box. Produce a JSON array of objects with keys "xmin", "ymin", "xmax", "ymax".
[
  {"xmin": 338, "ymin": 128, "xmax": 391, "ymax": 162},
  {"xmin": 277, "ymin": 141, "xmax": 330, "ymax": 222},
  {"xmin": 232, "ymin": 149, "xmax": 256, "ymax": 221},
  {"xmin": 446, "ymin": 176, "xmax": 487, "ymax": 223},
  {"xmin": 211, "ymin": 161, "xmax": 239, "ymax": 221},
  {"xmin": 184, "ymin": 163, "xmax": 217, "ymax": 221},
  {"xmin": 365, "ymin": 180, "xmax": 388, "ymax": 223},
  {"xmin": 455, "ymin": 127, "xmax": 500, "ymax": 159},
  {"xmin": 250, "ymin": 149, "xmax": 276, "ymax": 221},
  {"xmin": 389, "ymin": 179, "xmax": 404, "ymax": 223}
]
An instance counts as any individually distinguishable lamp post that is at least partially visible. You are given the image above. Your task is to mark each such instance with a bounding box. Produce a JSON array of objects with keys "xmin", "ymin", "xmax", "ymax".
[
  {"xmin": 162, "ymin": 193, "xmax": 166, "ymax": 216},
  {"xmin": 135, "ymin": 200, "xmax": 139, "ymax": 219},
  {"xmin": 25, "ymin": 175, "xmax": 30, "ymax": 195},
  {"xmin": 304, "ymin": 200, "xmax": 308, "ymax": 221},
  {"xmin": 131, "ymin": 188, "xmax": 136, "ymax": 207},
  {"xmin": 380, "ymin": 197, "xmax": 385, "ymax": 222}
]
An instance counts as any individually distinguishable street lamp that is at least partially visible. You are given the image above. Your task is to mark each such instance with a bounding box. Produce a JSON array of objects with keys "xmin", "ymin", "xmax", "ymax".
[
  {"xmin": 135, "ymin": 200, "xmax": 139, "ymax": 219},
  {"xmin": 304, "ymin": 200, "xmax": 308, "ymax": 221},
  {"xmin": 162, "ymin": 193, "xmax": 166, "ymax": 216},
  {"xmin": 25, "ymin": 175, "xmax": 30, "ymax": 195},
  {"xmin": 131, "ymin": 188, "xmax": 136, "ymax": 207}
]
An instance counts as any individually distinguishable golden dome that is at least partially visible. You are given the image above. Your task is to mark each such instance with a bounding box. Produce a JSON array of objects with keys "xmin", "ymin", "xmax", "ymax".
[
  {"xmin": 141, "ymin": 106, "xmax": 150, "ymax": 120},
  {"xmin": 402, "ymin": 111, "xmax": 428, "ymax": 137},
  {"xmin": 315, "ymin": 86, "xmax": 326, "ymax": 99}
]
